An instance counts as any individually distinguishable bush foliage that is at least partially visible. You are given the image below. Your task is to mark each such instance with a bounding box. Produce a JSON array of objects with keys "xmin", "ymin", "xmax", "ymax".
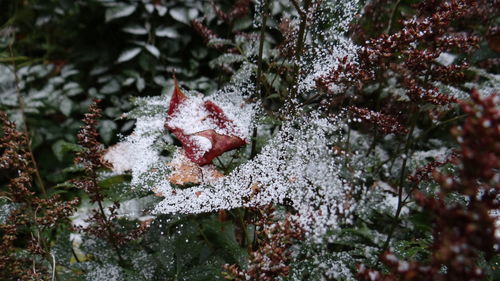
[{"xmin": 0, "ymin": 0, "xmax": 498, "ymax": 281}]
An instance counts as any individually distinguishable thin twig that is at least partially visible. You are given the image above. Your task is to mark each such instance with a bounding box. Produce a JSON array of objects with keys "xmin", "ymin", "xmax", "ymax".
[
  {"xmin": 51, "ymin": 253, "xmax": 56, "ymax": 281},
  {"xmin": 256, "ymin": 0, "xmax": 271, "ymax": 100},
  {"xmin": 365, "ymin": 126, "xmax": 378, "ymax": 156},
  {"xmin": 96, "ymin": 197, "xmax": 125, "ymax": 264},
  {"xmin": 290, "ymin": 0, "xmax": 311, "ymax": 100},
  {"xmin": 290, "ymin": 0, "xmax": 306, "ymax": 18},
  {"xmin": 385, "ymin": 0, "xmax": 402, "ymax": 34},
  {"xmin": 250, "ymin": 127, "xmax": 258, "ymax": 159},
  {"xmin": 215, "ymin": 156, "xmax": 227, "ymax": 171},
  {"xmin": 382, "ymin": 106, "xmax": 419, "ymax": 251},
  {"xmin": 71, "ymin": 247, "xmax": 81, "ymax": 263}
]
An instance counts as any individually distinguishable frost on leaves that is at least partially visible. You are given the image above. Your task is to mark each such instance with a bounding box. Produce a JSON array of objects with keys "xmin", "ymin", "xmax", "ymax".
[
  {"xmin": 155, "ymin": 113, "xmax": 360, "ymax": 241},
  {"xmin": 106, "ymin": 81, "xmax": 361, "ymax": 241}
]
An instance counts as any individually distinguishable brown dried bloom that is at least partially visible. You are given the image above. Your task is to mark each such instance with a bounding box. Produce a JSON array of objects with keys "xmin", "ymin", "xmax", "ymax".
[
  {"xmin": 0, "ymin": 112, "xmax": 78, "ymax": 280},
  {"xmin": 358, "ymin": 89, "xmax": 499, "ymax": 281},
  {"xmin": 349, "ymin": 106, "xmax": 409, "ymax": 135},
  {"xmin": 223, "ymin": 205, "xmax": 305, "ymax": 281}
]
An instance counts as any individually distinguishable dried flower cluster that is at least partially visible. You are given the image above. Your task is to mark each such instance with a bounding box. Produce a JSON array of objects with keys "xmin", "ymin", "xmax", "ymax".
[
  {"xmin": 192, "ymin": 19, "xmax": 220, "ymax": 44},
  {"xmin": 191, "ymin": 0, "xmax": 250, "ymax": 52},
  {"xmin": 318, "ymin": 0, "xmax": 488, "ymax": 108},
  {"xmin": 349, "ymin": 106, "xmax": 408, "ymax": 135},
  {"xmin": 73, "ymin": 101, "xmax": 147, "ymax": 264},
  {"xmin": 407, "ymin": 151, "xmax": 459, "ymax": 184},
  {"xmin": 358, "ymin": 90, "xmax": 499, "ymax": 281},
  {"xmin": 73, "ymin": 101, "xmax": 108, "ymax": 202},
  {"xmin": 0, "ymin": 113, "xmax": 78, "ymax": 280},
  {"xmin": 224, "ymin": 205, "xmax": 305, "ymax": 281},
  {"xmin": 211, "ymin": 0, "xmax": 251, "ymax": 23}
]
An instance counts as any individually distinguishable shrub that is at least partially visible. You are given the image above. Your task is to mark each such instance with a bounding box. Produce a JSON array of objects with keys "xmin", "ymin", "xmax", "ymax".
[{"xmin": 1, "ymin": 0, "xmax": 498, "ymax": 280}]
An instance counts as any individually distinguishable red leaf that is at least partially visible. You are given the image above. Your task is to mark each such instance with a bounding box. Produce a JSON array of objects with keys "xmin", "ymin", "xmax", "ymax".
[
  {"xmin": 167, "ymin": 78, "xmax": 187, "ymax": 115},
  {"xmin": 165, "ymin": 77, "xmax": 246, "ymax": 165}
]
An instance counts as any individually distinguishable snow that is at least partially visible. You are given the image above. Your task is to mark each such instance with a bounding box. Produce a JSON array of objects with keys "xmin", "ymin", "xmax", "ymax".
[
  {"xmin": 84, "ymin": 264, "xmax": 124, "ymax": 281},
  {"xmin": 102, "ymin": 9, "xmax": 372, "ymax": 281},
  {"xmin": 368, "ymin": 271, "xmax": 379, "ymax": 281},
  {"xmin": 165, "ymin": 85, "xmax": 257, "ymax": 143},
  {"xmin": 436, "ymin": 52, "xmax": 456, "ymax": 66},
  {"xmin": 189, "ymin": 135, "xmax": 212, "ymax": 158},
  {"xmin": 102, "ymin": 1, "xmax": 376, "ymax": 278},
  {"xmin": 153, "ymin": 114, "xmax": 360, "ymax": 241},
  {"xmin": 299, "ymin": 36, "xmax": 360, "ymax": 94},
  {"xmin": 103, "ymin": 141, "xmax": 135, "ymax": 173},
  {"xmin": 167, "ymin": 94, "xmax": 245, "ymax": 138}
]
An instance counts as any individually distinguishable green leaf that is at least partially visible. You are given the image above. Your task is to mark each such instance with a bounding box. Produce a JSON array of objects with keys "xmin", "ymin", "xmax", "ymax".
[
  {"xmin": 122, "ymin": 25, "xmax": 148, "ymax": 35},
  {"xmin": 98, "ymin": 174, "xmax": 129, "ymax": 189},
  {"xmin": 52, "ymin": 140, "xmax": 82, "ymax": 162},
  {"xmin": 98, "ymin": 120, "xmax": 117, "ymax": 143},
  {"xmin": 117, "ymin": 48, "xmax": 142, "ymax": 63},
  {"xmin": 232, "ymin": 16, "xmax": 252, "ymax": 31},
  {"xmin": 105, "ymin": 4, "xmax": 136, "ymax": 22},
  {"xmin": 62, "ymin": 164, "xmax": 85, "ymax": 174},
  {"xmin": 202, "ymin": 217, "xmax": 247, "ymax": 266},
  {"xmin": 61, "ymin": 142, "xmax": 84, "ymax": 153},
  {"xmin": 52, "ymin": 139, "xmax": 67, "ymax": 162},
  {"xmin": 207, "ymin": 38, "xmax": 234, "ymax": 48},
  {"xmin": 264, "ymin": 93, "xmax": 280, "ymax": 100},
  {"xmin": 169, "ymin": 7, "xmax": 198, "ymax": 25},
  {"xmin": 209, "ymin": 54, "xmax": 245, "ymax": 69},
  {"xmin": 136, "ymin": 77, "xmax": 146, "ymax": 92},
  {"xmin": 190, "ymin": 48, "xmax": 208, "ymax": 60},
  {"xmin": 144, "ymin": 44, "xmax": 160, "ymax": 58},
  {"xmin": 155, "ymin": 26, "xmax": 180, "ymax": 38},
  {"xmin": 59, "ymin": 97, "xmax": 73, "ymax": 116},
  {"xmin": 0, "ymin": 56, "xmax": 29, "ymax": 63}
]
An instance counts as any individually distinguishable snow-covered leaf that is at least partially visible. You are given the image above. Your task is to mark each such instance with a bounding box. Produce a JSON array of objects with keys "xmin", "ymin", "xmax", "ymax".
[
  {"xmin": 63, "ymin": 82, "xmax": 79, "ymax": 91},
  {"xmin": 60, "ymin": 66, "xmax": 79, "ymax": 78},
  {"xmin": 123, "ymin": 77, "xmax": 135, "ymax": 86},
  {"xmin": 145, "ymin": 4, "xmax": 154, "ymax": 13},
  {"xmin": 0, "ymin": 199, "xmax": 17, "ymax": 225},
  {"xmin": 165, "ymin": 79, "xmax": 247, "ymax": 165},
  {"xmin": 65, "ymin": 87, "xmax": 83, "ymax": 97}
]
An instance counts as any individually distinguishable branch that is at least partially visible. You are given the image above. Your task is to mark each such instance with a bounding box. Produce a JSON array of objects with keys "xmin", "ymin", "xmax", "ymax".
[
  {"xmin": 290, "ymin": 0, "xmax": 311, "ymax": 100},
  {"xmin": 256, "ymin": 0, "xmax": 271, "ymax": 100}
]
